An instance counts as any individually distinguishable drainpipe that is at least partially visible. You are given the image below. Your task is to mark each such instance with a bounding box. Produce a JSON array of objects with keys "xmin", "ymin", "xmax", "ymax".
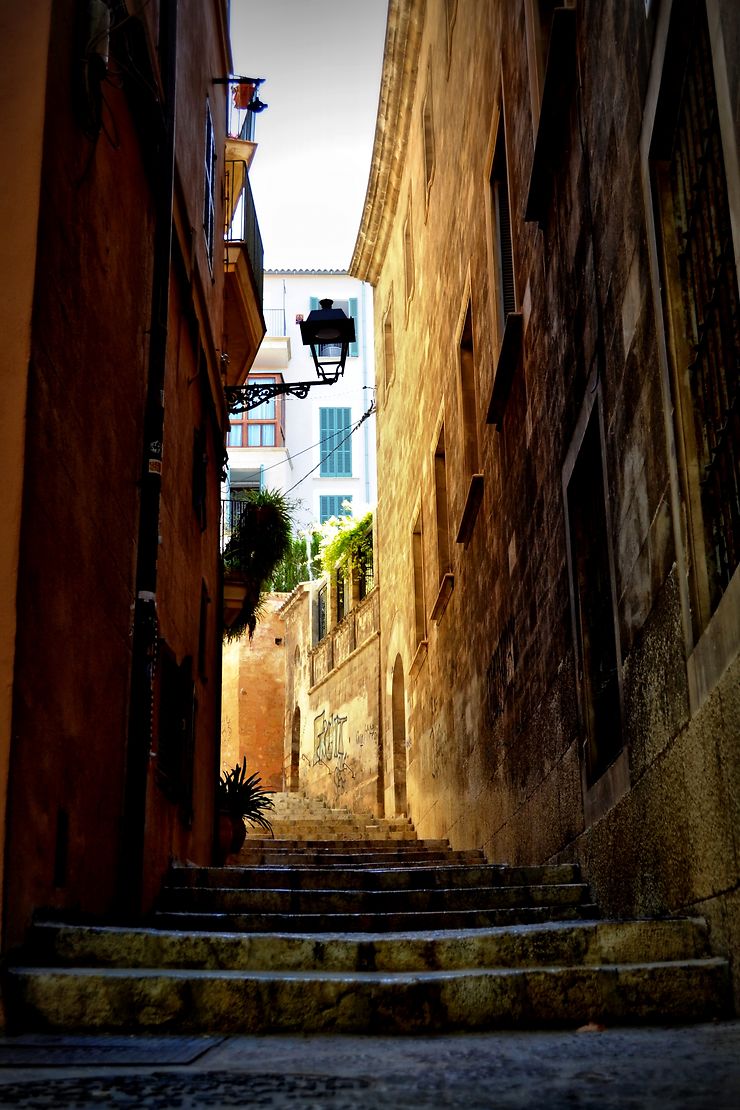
[{"xmin": 121, "ymin": 0, "xmax": 178, "ymax": 916}]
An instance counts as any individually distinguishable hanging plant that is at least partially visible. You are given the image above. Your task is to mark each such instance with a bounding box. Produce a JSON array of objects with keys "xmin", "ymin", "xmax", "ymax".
[
  {"xmin": 222, "ymin": 488, "xmax": 293, "ymax": 641},
  {"xmin": 321, "ymin": 510, "xmax": 373, "ymax": 577}
]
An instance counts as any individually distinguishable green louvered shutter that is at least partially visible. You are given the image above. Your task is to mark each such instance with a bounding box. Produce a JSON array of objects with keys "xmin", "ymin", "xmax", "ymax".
[
  {"xmin": 348, "ymin": 297, "xmax": 359, "ymax": 357},
  {"xmin": 320, "ymin": 495, "xmax": 352, "ymax": 523},
  {"xmin": 320, "ymin": 408, "xmax": 352, "ymax": 476}
]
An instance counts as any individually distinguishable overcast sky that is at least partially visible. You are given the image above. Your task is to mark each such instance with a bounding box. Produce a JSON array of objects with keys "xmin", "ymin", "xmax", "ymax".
[{"xmin": 229, "ymin": 0, "xmax": 388, "ymax": 272}]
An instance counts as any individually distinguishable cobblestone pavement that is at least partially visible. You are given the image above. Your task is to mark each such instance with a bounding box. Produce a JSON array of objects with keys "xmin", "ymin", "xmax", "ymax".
[{"xmin": 0, "ymin": 1023, "xmax": 737, "ymax": 1108}]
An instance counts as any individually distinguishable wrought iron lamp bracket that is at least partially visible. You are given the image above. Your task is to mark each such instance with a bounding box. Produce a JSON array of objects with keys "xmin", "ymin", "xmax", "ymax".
[{"xmin": 226, "ymin": 376, "xmax": 341, "ymax": 415}]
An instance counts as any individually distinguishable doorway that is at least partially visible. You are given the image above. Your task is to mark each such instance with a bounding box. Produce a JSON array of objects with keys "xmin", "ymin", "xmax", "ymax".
[
  {"xmin": 565, "ymin": 402, "xmax": 623, "ymax": 789},
  {"xmin": 290, "ymin": 706, "xmax": 300, "ymax": 792},
  {"xmin": 391, "ymin": 654, "xmax": 408, "ymax": 815}
]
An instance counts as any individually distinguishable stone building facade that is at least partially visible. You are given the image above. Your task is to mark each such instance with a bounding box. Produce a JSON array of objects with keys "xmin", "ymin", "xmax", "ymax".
[
  {"xmin": 0, "ymin": 0, "xmax": 264, "ymax": 953},
  {"xmin": 281, "ymin": 573, "xmax": 382, "ymax": 816},
  {"xmin": 350, "ymin": 0, "xmax": 740, "ymax": 998}
]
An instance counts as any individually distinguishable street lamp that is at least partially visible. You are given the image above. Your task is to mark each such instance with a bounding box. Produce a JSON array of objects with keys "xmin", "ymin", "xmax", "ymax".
[
  {"xmin": 300, "ymin": 299, "xmax": 356, "ymax": 382},
  {"xmin": 225, "ymin": 299, "xmax": 356, "ymax": 415}
]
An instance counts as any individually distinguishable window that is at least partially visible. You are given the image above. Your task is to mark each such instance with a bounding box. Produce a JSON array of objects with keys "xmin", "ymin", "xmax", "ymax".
[
  {"xmin": 157, "ymin": 647, "xmax": 196, "ymax": 826},
  {"xmin": 335, "ymin": 570, "xmax": 346, "ymax": 622},
  {"xmin": 422, "ymin": 65, "xmax": 435, "ymax": 200},
  {"xmin": 320, "ymin": 407, "xmax": 352, "ymax": 477},
  {"xmin": 434, "ymin": 425, "xmax": 451, "ymax": 578},
  {"xmin": 650, "ymin": 0, "xmax": 740, "ymax": 632},
  {"xmin": 197, "ymin": 581, "xmax": 210, "ymax": 682},
  {"xmin": 383, "ymin": 297, "xmax": 396, "ymax": 397},
  {"xmin": 192, "ymin": 426, "xmax": 207, "ymax": 532},
  {"xmin": 412, "ymin": 511, "xmax": 426, "ymax": 647},
  {"xmin": 565, "ymin": 405, "xmax": 622, "ymax": 788},
  {"xmin": 320, "ymin": 495, "xmax": 352, "ymax": 524},
  {"xmin": 403, "ymin": 200, "xmax": 415, "ymax": 307},
  {"xmin": 316, "ymin": 583, "xmax": 328, "ymax": 642},
  {"xmin": 229, "ymin": 467, "xmax": 262, "ymax": 497},
  {"xmin": 203, "ymin": 101, "xmax": 216, "ymax": 269},
  {"xmin": 358, "ymin": 540, "xmax": 374, "ymax": 600},
  {"xmin": 228, "ymin": 377, "xmax": 284, "ymax": 448},
  {"xmin": 525, "ymin": 0, "xmax": 571, "ymax": 123},
  {"xmin": 491, "ymin": 113, "xmax": 517, "ymax": 334},
  {"xmin": 459, "ymin": 302, "xmax": 480, "ymax": 477},
  {"xmin": 309, "ymin": 297, "xmax": 359, "ymax": 357},
  {"xmin": 444, "ymin": 0, "xmax": 458, "ymax": 66}
]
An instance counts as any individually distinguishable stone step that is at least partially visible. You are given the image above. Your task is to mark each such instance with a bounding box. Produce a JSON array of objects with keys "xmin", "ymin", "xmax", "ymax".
[
  {"xmin": 165, "ymin": 863, "xmax": 581, "ymax": 892},
  {"xmin": 157, "ymin": 881, "xmax": 593, "ymax": 917},
  {"xmin": 251, "ymin": 825, "xmax": 418, "ymax": 841},
  {"xmin": 7, "ymin": 958, "xmax": 728, "ymax": 1034},
  {"xmin": 233, "ymin": 848, "xmax": 487, "ymax": 867},
  {"xmin": 151, "ymin": 902, "xmax": 600, "ymax": 932},
  {"xmin": 25, "ymin": 918, "xmax": 713, "ymax": 973},
  {"xmin": 237, "ymin": 838, "xmax": 456, "ymax": 852}
]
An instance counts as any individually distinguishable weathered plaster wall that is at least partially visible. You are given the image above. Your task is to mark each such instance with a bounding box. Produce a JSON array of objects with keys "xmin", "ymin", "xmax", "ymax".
[
  {"xmin": 0, "ymin": 1, "xmax": 53, "ymax": 965},
  {"xmin": 5, "ymin": 0, "xmax": 155, "ymax": 942},
  {"xmin": 353, "ymin": 0, "xmax": 739, "ymax": 1000},
  {"xmin": 4, "ymin": 0, "xmax": 235, "ymax": 943},
  {"xmin": 221, "ymin": 595, "xmax": 288, "ymax": 792}
]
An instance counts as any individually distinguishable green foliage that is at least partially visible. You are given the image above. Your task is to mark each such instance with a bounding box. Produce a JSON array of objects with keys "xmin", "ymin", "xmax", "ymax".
[
  {"xmin": 270, "ymin": 530, "xmax": 323, "ymax": 592},
  {"xmin": 222, "ymin": 488, "xmax": 293, "ymax": 641},
  {"xmin": 217, "ymin": 758, "xmax": 275, "ymax": 832},
  {"xmin": 321, "ymin": 510, "xmax": 373, "ymax": 576}
]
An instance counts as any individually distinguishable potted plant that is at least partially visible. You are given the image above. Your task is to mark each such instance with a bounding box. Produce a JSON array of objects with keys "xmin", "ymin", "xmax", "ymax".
[{"xmin": 217, "ymin": 758, "xmax": 275, "ymax": 862}]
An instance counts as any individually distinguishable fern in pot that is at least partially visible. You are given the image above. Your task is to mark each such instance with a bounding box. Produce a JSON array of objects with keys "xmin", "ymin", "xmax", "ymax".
[{"xmin": 217, "ymin": 758, "xmax": 275, "ymax": 861}]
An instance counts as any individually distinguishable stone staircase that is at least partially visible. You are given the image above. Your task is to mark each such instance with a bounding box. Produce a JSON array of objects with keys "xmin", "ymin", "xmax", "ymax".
[
  {"xmin": 4, "ymin": 792, "xmax": 730, "ymax": 1033},
  {"xmin": 253, "ymin": 791, "xmax": 417, "ymax": 841}
]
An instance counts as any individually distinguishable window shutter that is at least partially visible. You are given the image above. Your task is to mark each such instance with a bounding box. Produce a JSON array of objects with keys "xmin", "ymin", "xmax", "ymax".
[
  {"xmin": 320, "ymin": 408, "xmax": 352, "ymax": 477},
  {"xmin": 320, "ymin": 408, "xmax": 332, "ymax": 475},
  {"xmin": 310, "ymin": 296, "xmax": 319, "ymax": 313},
  {"xmin": 259, "ymin": 464, "xmax": 264, "ymax": 490},
  {"xmin": 348, "ymin": 297, "xmax": 359, "ymax": 357},
  {"xmin": 320, "ymin": 495, "xmax": 352, "ymax": 523},
  {"xmin": 339, "ymin": 408, "xmax": 351, "ymax": 475},
  {"xmin": 496, "ymin": 181, "xmax": 516, "ymax": 318}
]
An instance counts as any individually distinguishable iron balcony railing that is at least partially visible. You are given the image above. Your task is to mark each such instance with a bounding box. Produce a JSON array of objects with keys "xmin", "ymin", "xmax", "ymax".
[
  {"xmin": 263, "ymin": 307, "xmax": 287, "ymax": 336},
  {"xmin": 220, "ymin": 497, "xmax": 251, "ymax": 554},
  {"xmin": 224, "ymin": 160, "xmax": 264, "ymax": 309}
]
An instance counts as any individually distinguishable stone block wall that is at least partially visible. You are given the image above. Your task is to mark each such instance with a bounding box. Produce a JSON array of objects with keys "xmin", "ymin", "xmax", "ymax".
[
  {"xmin": 282, "ymin": 585, "xmax": 382, "ymax": 815},
  {"xmin": 351, "ymin": 0, "xmax": 740, "ymax": 1002}
]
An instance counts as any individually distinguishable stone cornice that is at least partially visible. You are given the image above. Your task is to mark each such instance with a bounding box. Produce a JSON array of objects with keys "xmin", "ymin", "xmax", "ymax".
[{"xmin": 349, "ymin": 0, "xmax": 426, "ymax": 286}]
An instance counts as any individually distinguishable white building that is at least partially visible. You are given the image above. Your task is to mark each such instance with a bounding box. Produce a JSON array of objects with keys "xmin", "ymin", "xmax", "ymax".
[{"xmin": 226, "ymin": 270, "xmax": 376, "ymax": 533}]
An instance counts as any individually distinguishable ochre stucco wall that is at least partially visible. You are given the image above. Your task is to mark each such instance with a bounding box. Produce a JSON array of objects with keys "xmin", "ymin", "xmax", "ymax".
[
  {"xmin": 3, "ymin": 0, "xmax": 234, "ymax": 944},
  {"xmin": 221, "ymin": 596, "xmax": 288, "ymax": 793},
  {"xmin": 0, "ymin": 1, "xmax": 53, "ymax": 964}
]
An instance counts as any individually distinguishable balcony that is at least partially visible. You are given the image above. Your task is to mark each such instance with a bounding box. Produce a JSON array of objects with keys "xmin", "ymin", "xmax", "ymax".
[
  {"xmin": 223, "ymin": 158, "xmax": 265, "ymax": 387},
  {"xmin": 253, "ymin": 307, "xmax": 291, "ymax": 372},
  {"xmin": 264, "ymin": 308, "xmax": 287, "ymax": 336},
  {"xmin": 310, "ymin": 587, "xmax": 379, "ymax": 688}
]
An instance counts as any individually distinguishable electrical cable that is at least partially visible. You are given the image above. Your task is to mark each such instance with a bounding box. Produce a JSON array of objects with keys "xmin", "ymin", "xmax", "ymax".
[
  {"xmin": 281, "ymin": 402, "xmax": 376, "ymax": 496},
  {"xmin": 245, "ymin": 401, "xmax": 373, "ymax": 477}
]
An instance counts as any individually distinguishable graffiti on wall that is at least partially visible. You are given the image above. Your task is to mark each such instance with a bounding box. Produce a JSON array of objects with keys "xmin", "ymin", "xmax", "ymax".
[
  {"xmin": 313, "ymin": 710, "xmax": 348, "ymax": 765},
  {"xmin": 312, "ymin": 709, "xmax": 356, "ymax": 797},
  {"xmin": 353, "ymin": 722, "xmax": 378, "ymax": 752}
]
